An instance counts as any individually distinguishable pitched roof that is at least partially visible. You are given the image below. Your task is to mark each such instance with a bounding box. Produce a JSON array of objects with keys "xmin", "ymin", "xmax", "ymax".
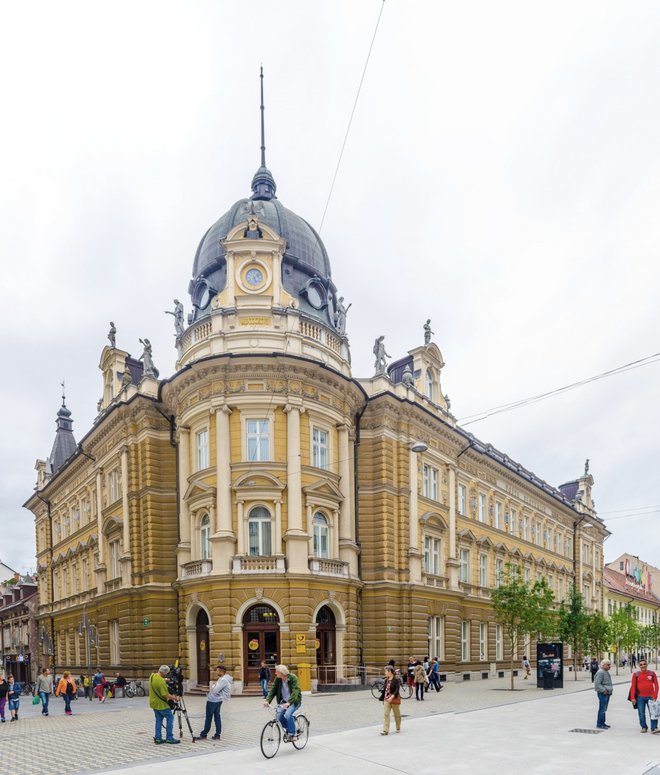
[{"xmin": 603, "ymin": 566, "xmax": 660, "ymax": 606}]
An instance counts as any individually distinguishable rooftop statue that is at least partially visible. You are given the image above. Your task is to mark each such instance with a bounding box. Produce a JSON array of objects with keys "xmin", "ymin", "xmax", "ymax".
[
  {"xmin": 108, "ymin": 322, "xmax": 116, "ymax": 348},
  {"xmin": 334, "ymin": 296, "xmax": 351, "ymax": 338},
  {"xmin": 402, "ymin": 364, "xmax": 415, "ymax": 387},
  {"xmin": 121, "ymin": 367, "xmax": 133, "ymax": 390},
  {"xmin": 424, "ymin": 318, "xmax": 433, "ymax": 346},
  {"xmin": 373, "ymin": 336, "xmax": 391, "ymax": 376},
  {"xmin": 165, "ymin": 299, "xmax": 185, "ymax": 339},
  {"xmin": 139, "ymin": 338, "xmax": 159, "ymax": 379}
]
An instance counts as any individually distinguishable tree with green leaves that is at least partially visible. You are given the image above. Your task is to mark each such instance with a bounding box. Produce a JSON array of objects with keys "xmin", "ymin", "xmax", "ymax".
[
  {"xmin": 585, "ymin": 611, "xmax": 610, "ymax": 662},
  {"xmin": 607, "ymin": 603, "xmax": 639, "ymax": 675},
  {"xmin": 491, "ymin": 563, "xmax": 555, "ymax": 690},
  {"xmin": 641, "ymin": 623, "xmax": 660, "ymax": 669},
  {"xmin": 558, "ymin": 585, "xmax": 589, "ymax": 680}
]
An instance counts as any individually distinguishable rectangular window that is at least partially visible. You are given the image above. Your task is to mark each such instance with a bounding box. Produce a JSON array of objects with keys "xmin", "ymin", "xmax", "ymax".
[
  {"xmin": 521, "ymin": 516, "xmax": 528, "ymax": 541},
  {"xmin": 423, "ymin": 465, "xmax": 438, "ymax": 500},
  {"xmin": 495, "ymin": 624, "xmax": 503, "ymax": 660},
  {"xmin": 459, "ymin": 548, "xmax": 470, "ymax": 583},
  {"xmin": 72, "ymin": 563, "xmax": 78, "ymax": 594},
  {"xmin": 246, "ymin": 419, "xmax": 270, "ymax": 462},
  {"xmin": 495, "ymin": 502, "xmax": 503, "ymax": 530},
  {"xmin": 424, "ymin": 536, "xmax": 441, "ymax": 576},
  {"xmin": 557, "ymin": 577, "xmax": 563, "ymax": 603},
  {"xmin": 82, "ymin": 558, "xmax": 89, "ymax": 592},
  {"xmin": 524, "ymin": 567, "xmax": 530, "ymax": 583},
  {"xmin": 428, "ymin": 616, "xmax": 444, "ymax": 660},
  {"xmin": 495, "ymin": 558, "xmax": 504, "ymax": 587},
  {"xmin": 312, "ymin": 427, "xmax": 328, "ymax": 470},
  {"xmin": 510, "ymin": 509, "xmax": 516, "ymax": 535},
  {"xmin": 108, "ymin": 469, "xmax": 121, "ymax": 503},
  {"xmin": 72, "ymin": 508, "xmax": 80, "ymax": 532},
  {"xmin": 461, "ymin": 621, "xmax": 470, "ymax": 661},
  {"xmin": 458, "ymin": 484, "xmax": 466, "ymax": 515},
  {"xmin": 196, "ymin": 428, "xmax": 209, "ymax": 470},
  {"xmin": 479, "ymin": 622, "xmax": 487, "ymax": 660},
  {"xmin": 109, "ymin": 620, "xmax": 120, "ymax": 665},
  {"xmin": 82, "ymin": 498, "xmax": 91, "ymax": 524},
  {"xmin": 478, "ymin": 494, "xmax": 486, "ymax": 523},
  {"xmin": 478, "ymin": 554, "xmax": 487, "ymax": 587},
  {"xmin": 109, "ymin": 540, "xmax": 121, "ymax": 579}
]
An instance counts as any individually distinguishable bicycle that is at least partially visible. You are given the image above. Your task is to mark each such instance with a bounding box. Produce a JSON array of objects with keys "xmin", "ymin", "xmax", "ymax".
[
  {"xmin": 260, "ymin": 705, "xmax": 310, "ymax": 759},
  {"xmin": 22, "ymin": 682, "xmax": 36, "ymax": 696},
  {"xmin": 124, "ymin": 680, "xmax": 146, "ymax": 698},
  {"xmin": 370, "ymin": 678, "xmax": 413, "ymax": 700}
]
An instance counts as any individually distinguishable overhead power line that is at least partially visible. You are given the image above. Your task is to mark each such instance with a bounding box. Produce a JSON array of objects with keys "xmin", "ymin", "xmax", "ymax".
[
  {"xmin": 318, "ymin": 0, "xmax": 386, "ymax": 234},
  {"xmin": 458, "ymin": 351, "xmax": 660, "ymax": 426}
]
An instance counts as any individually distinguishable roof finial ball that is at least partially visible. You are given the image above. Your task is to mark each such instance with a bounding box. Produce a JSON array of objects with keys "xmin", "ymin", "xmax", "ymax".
[{"xmin": 423, "ymin": 319, "xmax": 433, "ymax": 346}]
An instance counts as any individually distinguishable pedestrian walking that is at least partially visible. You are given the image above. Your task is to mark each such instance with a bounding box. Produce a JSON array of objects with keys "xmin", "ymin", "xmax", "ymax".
[
  {"xmin": 263, "ymin": 665, "xmax": 303, "ymax": 742},
  {"xmin": 594, "ymin": 659, "xmax": 613, "ymax": 729},
  {"xmin": 407, "ymin": 657, "xmax": 416, "ymax": 692},
  {"xmin": 258, "ymin": 661, "xmax": 271, "ymax": 699},
  {"xmin": 428, "ymin": 658, "xmax": 442, "ymax": 691},
  {"xmin": 148, "ymin": 665, "xmax": 181, "ymax": 745},
  {"xmin": 632, "ymin": 654, "xmax": 637, "ymax": 669},
  {"xmin": 0, "ymin": 674, "xmax": 8, "ymax": 722},
  {"xmin": 36, "ymin": 667, "xmax": 53, "ymax": 716},
  {"xmin": 590, "ymin": 657, "xmax": 599, "ymax": 683},
  {"xmin": 379, "ymin": 665, "xmax": 401, "ymax": 735},
  {"xmin": 199, "ymin": 665, "xmax": 232, "ymax": 740},
  {"xmin": 413, "ymin": 660, "xmax": 428, "ymax": 701},
  {"xmin": 629, "ymin": 658, "xmax": 659, "ymax": 733},
  {"xmin": 55, "ymin": 671, "xmax": 77, "ymax": 715},
  {"xmin": 83, "ymin": 674, "xmax": 92, "ymax": 700},
  {"xmin": 7, "ymin": 674, "xmax": 21, "ymax": 721},
  {"xmin": 522, "ymin": 656, "xmax": 531, "ymax": 679},
  {"xmin": 92, "ymin": 668, "xmax": 106, "ymax": 702}
]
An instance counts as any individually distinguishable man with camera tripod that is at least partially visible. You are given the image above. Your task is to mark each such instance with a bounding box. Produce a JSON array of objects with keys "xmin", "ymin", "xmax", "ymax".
[{"xmin": 148, "ymin": 665, "xmax": 181, "ymax": 745}]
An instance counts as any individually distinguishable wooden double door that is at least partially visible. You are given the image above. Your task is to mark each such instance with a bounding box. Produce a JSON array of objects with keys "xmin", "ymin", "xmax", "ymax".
[{"xmin": 243, "ymin": 604, "xmax": 280, "ymax": 687}]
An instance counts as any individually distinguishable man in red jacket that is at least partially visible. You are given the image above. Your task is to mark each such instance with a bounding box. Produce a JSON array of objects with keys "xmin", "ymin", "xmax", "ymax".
[{"xmin": 630, "ymin": 659, "xmax": 659, "ymax": 733}]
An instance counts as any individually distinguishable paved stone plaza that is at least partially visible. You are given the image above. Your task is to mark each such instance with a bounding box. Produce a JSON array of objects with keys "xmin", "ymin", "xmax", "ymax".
[{"xmin": 2, "ymin": 672, "xmax": 660, "ymax": 774}]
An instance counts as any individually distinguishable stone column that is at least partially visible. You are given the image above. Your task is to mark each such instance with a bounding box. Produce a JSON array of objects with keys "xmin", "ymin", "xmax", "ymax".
[
  {"xmin": 284, "ymin": 403, "xmax": 308, "ymax": 573},
  {"xmin": 236, "ymin": 500, "xmax": 245, "ymax": 555},
  {"xmin": 408, "ymin": 448, "xmax": 422, "ymax": 583},
  {"xmin": 177, "ymin": 427, "xmax": 191, "ymax": 568},
  {"xmin": 213, "ymin": 405, "xmax": 235, "ymax": 572}
]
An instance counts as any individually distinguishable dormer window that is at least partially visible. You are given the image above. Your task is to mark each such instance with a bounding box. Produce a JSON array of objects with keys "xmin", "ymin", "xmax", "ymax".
[{"xmin": 425, "ymin": 368, "xmax": 434, "ymax": 401}]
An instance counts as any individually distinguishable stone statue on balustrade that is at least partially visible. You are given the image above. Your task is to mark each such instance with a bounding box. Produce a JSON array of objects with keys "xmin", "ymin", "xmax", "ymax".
[
  {"xmin": 165, "ymin": 299, "xmax": 185, "ymax": 339},
  {"xmin": 139, "ymin": 338, "xmax": 159, "ymax": 379},
  {"xmin": 373, "ymin": 336, "xmax": 391, "ymax": 376},
  {"xmin": 108, "ymin": 321, "xmax": 116, "ymax": 348}
]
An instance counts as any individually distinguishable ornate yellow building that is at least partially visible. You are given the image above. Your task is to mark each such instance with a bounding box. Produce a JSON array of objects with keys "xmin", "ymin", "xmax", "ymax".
[{"xmin": 25, "ymin": 94, "xmax": 609, "ymax": 690}]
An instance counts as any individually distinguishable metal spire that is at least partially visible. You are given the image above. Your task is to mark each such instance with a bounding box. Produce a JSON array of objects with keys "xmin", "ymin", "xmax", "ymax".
[
  {"xmin": 61, "ymin": 379, "xmax": 66, "ymax": 407},
  {"xmin": 260, "ymin": 64, "xmax": 266, "ymax": 169}
]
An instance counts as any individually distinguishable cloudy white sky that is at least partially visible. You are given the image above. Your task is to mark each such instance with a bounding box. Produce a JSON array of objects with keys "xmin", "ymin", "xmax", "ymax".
[{"xmin": 1, "ymin": 0, "xmax": 659, "ymax": 575}]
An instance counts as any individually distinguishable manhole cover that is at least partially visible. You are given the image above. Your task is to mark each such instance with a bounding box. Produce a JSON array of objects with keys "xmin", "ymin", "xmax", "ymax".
[{"xmin": 569, "ymin": 728, "xmax": 602, "ymax": 734}]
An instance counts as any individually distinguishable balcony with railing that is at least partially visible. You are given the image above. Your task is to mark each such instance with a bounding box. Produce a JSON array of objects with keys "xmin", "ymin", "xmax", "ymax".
[
  {"xmin": 232, "ymin": 556, "xmax": 286, "ymax": 574},
  {"xmin": 104, "ymin": 578, "xmax": 122, "ymax": 593},
  {"xmin": 309, "ymin": 558, "xmax": 349, "ymax": 577},
  {"xmin": 181, "ymin": 560, "xmax": 213, "ymax": 579},
  {"xmin": 423, "ymin": 573, "xmax": 448, "ymax": 589}
]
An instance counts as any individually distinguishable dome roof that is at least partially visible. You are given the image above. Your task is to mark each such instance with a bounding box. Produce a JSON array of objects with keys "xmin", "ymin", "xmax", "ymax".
[{"xmin": 188, "ymin": 166, "xmax": 337, "ymax": 328}]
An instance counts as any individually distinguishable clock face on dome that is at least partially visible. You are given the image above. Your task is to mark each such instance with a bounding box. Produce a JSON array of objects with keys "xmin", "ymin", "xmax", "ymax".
[{"xmin": 246, "ymin": 267, "xmax": 264, "ymax": 287}]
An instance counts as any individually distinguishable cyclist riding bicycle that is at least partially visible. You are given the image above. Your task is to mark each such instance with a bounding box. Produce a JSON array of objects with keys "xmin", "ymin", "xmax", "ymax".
[{"xmin": 263, "ymin": 664, "xmax": 302, "ymax": 741}]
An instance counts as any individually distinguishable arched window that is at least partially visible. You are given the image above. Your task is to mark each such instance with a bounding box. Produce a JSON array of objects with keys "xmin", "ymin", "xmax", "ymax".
[
  {"xmin": 248, "ymin": 507, "xmax": 272, "ymax": 556},
  {"xmin": 200, "ymin": 513, "xmax": 211, "ymax": 560},
  {"xmin": 313, "ymin": 512, "xmax": 329, "ymax": 558},
  {"xmin": 425, "ymin": 368, "xmax": 434, "ymax": 401}
]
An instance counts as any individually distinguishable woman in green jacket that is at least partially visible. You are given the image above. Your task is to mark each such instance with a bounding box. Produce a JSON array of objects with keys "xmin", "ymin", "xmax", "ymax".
[{"xmin": 264, "ymin": 665, "xmax": 302, "ymax": 740}]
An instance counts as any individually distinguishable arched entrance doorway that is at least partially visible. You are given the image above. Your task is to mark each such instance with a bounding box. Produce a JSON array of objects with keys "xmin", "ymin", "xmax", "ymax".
[
  {"xmin": 196, "ymin": 608, "xmax": 210, "ymax": 685},
  {"xmin": 316, "ymin": 605, "xmax": 336, "ymax": 683},
  {"xmin": 243, "ymin": 604, "xmax": 280, "ymax": 688}
]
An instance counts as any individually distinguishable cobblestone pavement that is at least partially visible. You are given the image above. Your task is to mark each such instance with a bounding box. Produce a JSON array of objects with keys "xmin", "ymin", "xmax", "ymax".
[{"xmin": 0, "ymin": 671, "xmax": 631, "ymax": 775}]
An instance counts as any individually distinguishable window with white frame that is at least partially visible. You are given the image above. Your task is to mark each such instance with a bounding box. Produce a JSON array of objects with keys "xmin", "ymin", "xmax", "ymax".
[
  {"xmin": 246, "ymin": 419, "xmax": 270, "ymax": 462},
  {"xmin": 81, "ymin": 557, "xmax": 88, "ymax": 592},
  {"xmin": 461, "ymin": 620, "xmax": 470, "ymax": 661},
  {"xmin": 72, "ymin": 507, "xmax": 80, "ymax": 532},
  {"xmin": 524, "ymin": 566, "xmax": 530, "ymax": 583},
  {"xmin": 313, "ymin": 512, "xmax": 329, "ymax": 558},
  {"xmin": 478, "ymin": 554, "xmax": 488, "ymax": 587},
  {"xmin": 428, "ymin": 616, "xmax": 444, "ymax": 660},
  {"xmin": 495, "ymin": 558, "xmax": 504, "ymax": 587},
  {"xmin": 458, "ymin": 484, "xmax": 466, "ymax": 515},
  {"xmin": 196, "ymin": 428, "xmax": 209, "ymax": 470},
  {"xmin": 200, "ymin": 513, "xmax": 211, "ymax": 560},
  {"xmin": 109, "ymin": 619, "xmax": 120, "ymax": 665},
  {"xmin": 54, "ymin": 518, "xmax": 61, "ymax": 543},
  {"xmin": 495, "ymin": 624, "xmax": 503, "ymax": 660},
  {"xmin": 109, "ymin": 539, "xmax": 121, "ymax": 579},
  {"xmin": 459, "ymin": 548, "xmax": 470, "ymax": 583},
  {"xmin": 72, "ymin": 563, "xmax": 78, "ymax": 594},
  {"xmin": 495, "ymin": 502, "xmax": 503, "ymax": 530},
  {"xmin": 478, "ymin": 494, "xmax": 486, "ymax": 522},
  {"xmin": 479, "ymin": 622, "xmax": 487, "ymax": 660},
  {"xmin": 510, "ymin": 509, "xmax": 516, "ymax": 534},
  {"xmin": 424, "ymin": 536, "xmax": 442, "ymax": 575},
  {"xmin": 557, "ymin": 576, "xmax": 563, "ymax": 603},
  {"xmin": 82, "ymin": 498, "xmax": 91, "ymax": 524},
  {"xmin": 521, "ymin": 515, "xmax": 528, "ymax": 541},
  {"xmin": 108, "ymin": 469, "xmax": 121, "ymax": 503},
  {"xmin": 423, "ymin": 465, "xmax": 438, "ymax": 500},
  {"xmin": 248, "ymin": 506, "xmax": 272, "ymax": 556},
  {"xmin": 62, "ymin": 566, "xmax": 69, "ymax": 598},
  {"xmin": 425, "ymin": 368, "xmax": 434, "ymax": 401},
  {"xmin": 312, "ymin": 427, "xmax": 329, "ymax": 470}
]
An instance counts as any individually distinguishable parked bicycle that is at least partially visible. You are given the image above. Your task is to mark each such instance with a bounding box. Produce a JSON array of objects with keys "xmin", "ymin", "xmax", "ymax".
[
  {"xmin": 22, "ymin": 681, "xmax": 36, "ymax": 696},
  {"xmin": 124, "ymin": 679, "xmax": 146, "ymax": 698},
  {"xmin": 260, "ymin": 705, "xmax": 310, "ymax": 759},
  {"xmin": 370, "ymin": 677, "xmax": 412, "ymax": 700}
]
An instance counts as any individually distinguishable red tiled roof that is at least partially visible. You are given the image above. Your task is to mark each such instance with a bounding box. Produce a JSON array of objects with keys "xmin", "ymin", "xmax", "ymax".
[{"xmin": 603, "ymin": 567, "xmax": 660, "ymax": 605}]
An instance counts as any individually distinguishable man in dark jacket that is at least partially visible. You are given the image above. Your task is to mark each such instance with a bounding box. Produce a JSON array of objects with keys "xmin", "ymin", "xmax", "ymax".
[
  {"xmin": 264, "ymin": 665, "xmax": 302, "ymax": 740},
  {"xmin": 258, "ymin": 662, "xmax": 271, "ymax": 698}
]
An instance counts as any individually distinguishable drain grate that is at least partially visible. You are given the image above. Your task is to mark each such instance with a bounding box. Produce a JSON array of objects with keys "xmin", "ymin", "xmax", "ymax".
[{"xmin": 569, "ymin": 728, "xmax": 603, "ymax": 734}]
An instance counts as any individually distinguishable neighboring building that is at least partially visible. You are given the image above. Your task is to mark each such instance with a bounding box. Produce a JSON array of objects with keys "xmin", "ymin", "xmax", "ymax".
[
  {"xmin": 0, "ymin": 561, "xmax": 19, "ymax": 583},
  {"xmin": 0, "ymin": 576, "xmax": 39, "ymax": 683},
  {"xmin": 606, "ymin": 553, "xmax": 659, "ymax": 599},
  {"xmin": 24, "ymin": 93, "xmax": 610, "ymax": 689},
  {"xmin": 603, "ymin": 560, "xmax": 660, "ymax": 627}
]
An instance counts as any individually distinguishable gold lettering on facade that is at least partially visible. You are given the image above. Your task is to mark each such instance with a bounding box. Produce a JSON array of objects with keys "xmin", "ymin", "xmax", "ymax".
[{"xmin": 240, "ymin": 316, "xmax": 270, "ymax": 326}]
